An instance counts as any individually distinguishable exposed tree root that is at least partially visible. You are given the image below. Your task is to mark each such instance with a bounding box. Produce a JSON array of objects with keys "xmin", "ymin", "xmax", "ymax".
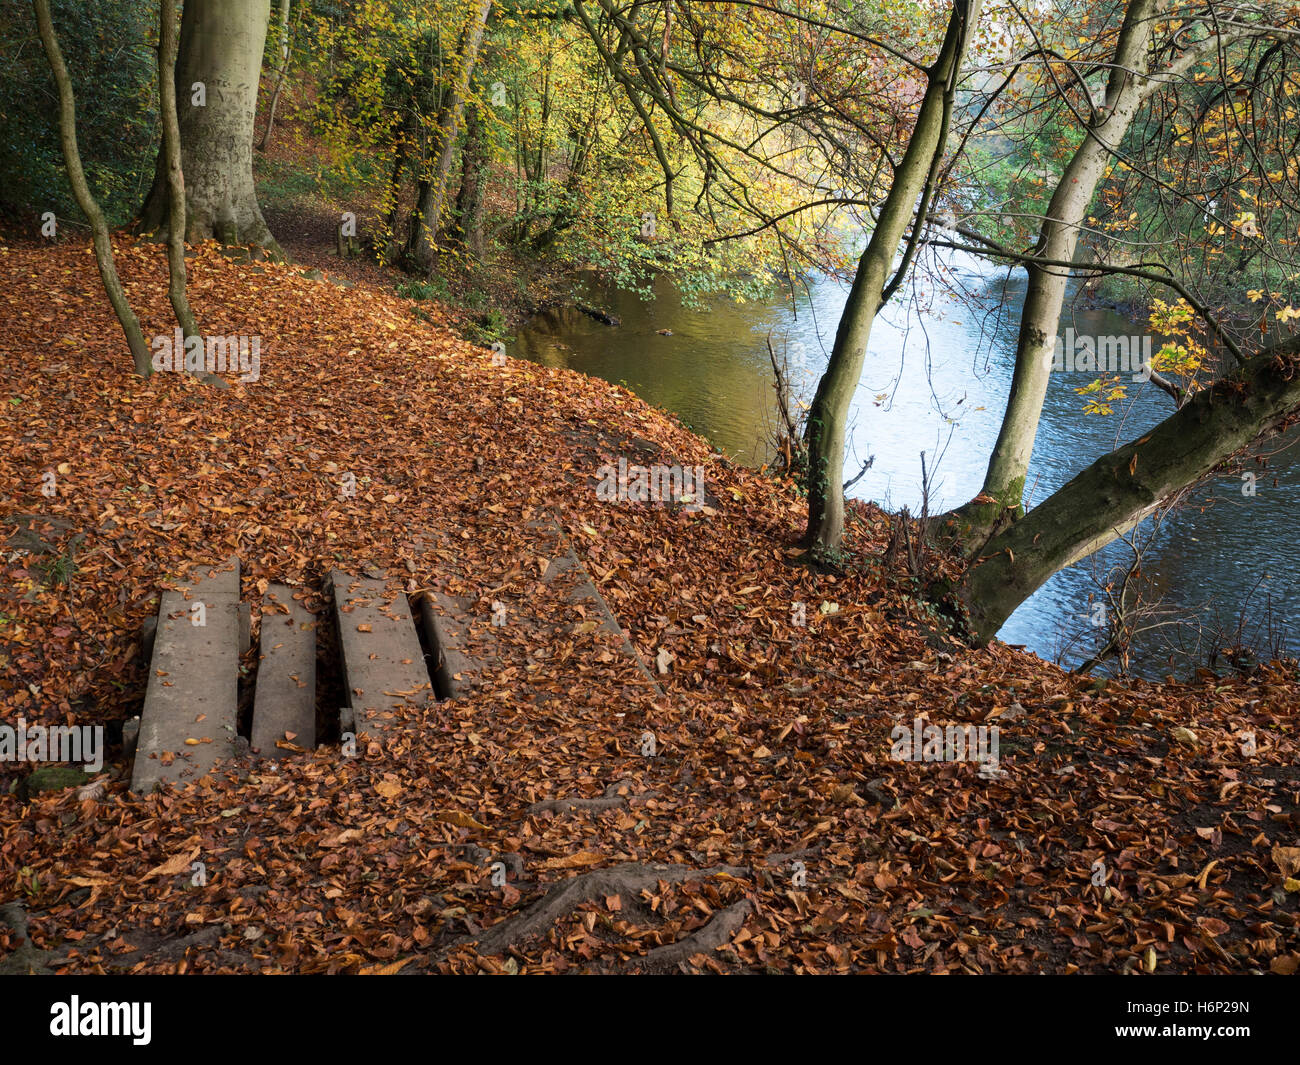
[
  {"xmin": 450, "ymin": 843, "xmax": 527, "ymax": 879},
  {"xmin": 624, "ymin": 900, "xmax": 752, "ymax": 972},
  {"xmin": 0, "ymin": 899, "xmax": 54, "ymax": 974},
  {"xmin": 527, "ymin": 779, "xmax": 658, "ymax": 815},
  {"xmin": 473, "ymin": 861, "xmax": 747, "ymax": 958},
  {"xmin": 108, "ymin": 925, "xmax": 225, "ymax": 968}
]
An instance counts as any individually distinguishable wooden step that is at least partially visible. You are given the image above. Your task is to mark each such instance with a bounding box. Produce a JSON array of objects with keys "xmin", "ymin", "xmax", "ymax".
[
  {"xmin": 416, "ymin": 517, "xmax": 661, "ymax": 701},
  {"xmin": 420, "ymin": 589, "xmax": 487, "ymax": 700},
  {"xmin": 407, "ymin": 534, "xmax": 493, "ymax": 699},
  {"xmin": 130, "ymin": 557, "xmax": 241, "ymax": 792},
  {"xmin": 250, "ymin": 584, "xmax": 316, "ymax": 756},
  {"xmin": 543, "ymin": 547, "xmax": 660, "ymax": 691},
  {"xmin": 537, "ymin": 528, "xmax": 663, "ymax": 700},
  {"xmin": 330, "ymin": 570, "xmax": 432, "ymax": 732}
]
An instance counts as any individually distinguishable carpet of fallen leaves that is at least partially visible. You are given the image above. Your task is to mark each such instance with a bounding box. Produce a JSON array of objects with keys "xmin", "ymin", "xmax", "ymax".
[{"xmin": 1, "ymin": 236, "xmax": 1298, "ymax": 975}]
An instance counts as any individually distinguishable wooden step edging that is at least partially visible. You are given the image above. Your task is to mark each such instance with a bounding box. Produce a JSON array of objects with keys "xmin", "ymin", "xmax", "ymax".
[
  {"xmin": 250, "ymin": 583, "xmax": 317, "ymax": 757},
  {"xmin": 330, "ymin": 570, "xmax": 433, "ymax": 734},
  {"xmin": 417, "ymin": 515, "xmax": 663, "ymax": 701},
  {"xmin": 130, "ymin": 557, "xmax": 241, "ymax": 793}
]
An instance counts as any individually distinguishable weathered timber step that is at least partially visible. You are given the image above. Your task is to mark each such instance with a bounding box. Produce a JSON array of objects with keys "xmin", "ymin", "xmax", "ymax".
[
  {"xmin": 330, "ymin": 570, "xmax": 433, "ymax": 732},
  {"xmin": 131, "ymin": 557, "xmax": 241, "ymax": 793},
  {"xmin": 538, "ymin": 535, "xmax": 663, "ymax": 699},
  {"xmin": 420, "ymin": 589, "xmax": 492, "ymax": 699},
  {"xmin": 250, "ymin": 584, "xmax": 317, "ymax": 756},
  {"xmin": 418, "ymin": 516, "xmax": 662, "ymax": 701},
  {"xmin": 142, "ymin": 600, "xmax": 249, "ymax": 666},
  {"xmin": 407, "ymin": 533, "xmax": 493, "ymax": 698}
]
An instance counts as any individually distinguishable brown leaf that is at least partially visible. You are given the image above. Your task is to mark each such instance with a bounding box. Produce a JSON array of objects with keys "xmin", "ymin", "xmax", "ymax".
[
  {"xmin": 436, "ymin": 809, "xmax": 489, "ymax": 831},
  {"xmin": 1272, "ymin": 845, "xmax": 1300, "ymax": 879},
  {"xmin": 539, "ymin": 851, "xmax": 605, "ymax": 870},
  {"xmin": 142, "ymin": 847, "xmax": 200, "ymax": 881},
  {"xmin": 359, "ymin": 958, "xmax": 413, "ymax": 975}
]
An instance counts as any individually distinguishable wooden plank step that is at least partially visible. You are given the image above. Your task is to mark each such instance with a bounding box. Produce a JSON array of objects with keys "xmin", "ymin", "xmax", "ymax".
[
  {"xmin": 330, "ymin": 570, "xmax": 432, "ymax": 731},
  {"xmin": 130, "ymin": 557, "xmax": 241, "ymax": 792},
  {"xmin": 416, "ymin": 517, "xmax": 661, "ymax": 701},
  {"xmin": 420, "ymin": 588, "xmax": 496, "ymax": 699},
  {"xmin": 539, "ymin": 536, "xmax": 663, "ymax": 700},
  {"xmin": 406, "ymin": 532, "xmax": 498, "ymax": 699},
  {"xmin": 250, "ymin": 584, "xmax": 316, "ymax": 756}
]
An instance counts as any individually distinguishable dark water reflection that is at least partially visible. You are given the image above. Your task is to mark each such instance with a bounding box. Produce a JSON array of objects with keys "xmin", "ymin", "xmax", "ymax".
[{"xmin": 514, "ymin": 257, "xmax": 1299, "ymax": 675}]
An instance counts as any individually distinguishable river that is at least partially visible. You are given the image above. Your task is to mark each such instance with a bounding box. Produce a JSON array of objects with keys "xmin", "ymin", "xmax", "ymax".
[{"xmin": 513, "ymin": 250, "xmax": 1300, "ymax": 676}]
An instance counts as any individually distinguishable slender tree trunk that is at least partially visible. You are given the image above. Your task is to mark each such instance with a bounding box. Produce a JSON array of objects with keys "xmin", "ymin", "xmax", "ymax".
[
  {"xmin": 952, "ymin": 0, "xmax": 1162, "ymax": 538},
  {"xmin": 257, "ymin": 0, "xmax": 292, "ymax": 151},
  {"xmin": 803, "ymin": 0, "xmax": 977, "ymax": 555},
  {"xmin": 534, "ymin": 48, "xmax": 552, "ymax": 186},
  {"xmin": 960, "ymin": 336, "xmax": 1300, "ymax": 641},
  {"xmin": 158, "ymin": 0, "xmax": 200, "ymax": 343},
  {"xmin": 406, "ymin": 0, "xmax": 492, "ymax": 275},
  {"xmin": 381, "ymin": 124, "xmax": 410, "ymax": 263},
  {"xmin": 33, "ymin": 0, "xmax": 152, "ymax": 376},
  {"xmin": 136, "ymin": 0, "xmax": 279, "ymax": 254}
]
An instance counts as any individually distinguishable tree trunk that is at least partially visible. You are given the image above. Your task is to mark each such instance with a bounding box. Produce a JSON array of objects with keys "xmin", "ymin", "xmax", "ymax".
[
  {"xmin": 959, "ymin": 336, "xmax": 1300, "ymax": 641},
  {"xmin": 533, "ymin": 48, "xmax": 552, "ymax": 188},
  {"xmin": 380, "ymin": 126, "xmax": 410, "ymax": 264},
  {"xmin": 449, "ymin": 89, "xmax": 486, "ymax": 257},
  {"xmin": 803, "ymin": 0, "xmax": 977, "ymax": 555},
  {"xmin": 257, "ymin": 0, "xmax": 293, "ymax": 151},
  {"xmin": 952, "ymin": 0, "xmax": 1161, "ymax": 538},
  {"xmin": 158, "ymin": 0, "xmax": 200, "ymax": 343},
  {"xmin": 404, "ymin": 174, "xmax": 431, "ymax": 265},
  {"xmin": 136, "ymin": 0, "xmax": 279, "ymax": 254},
  {"xmin": 405, "ymin": 0, "xmax": 492, "ymax": 274},
  {"xmin": 33, "ymin": 0, "xmax": 152, "ymax": 376}
]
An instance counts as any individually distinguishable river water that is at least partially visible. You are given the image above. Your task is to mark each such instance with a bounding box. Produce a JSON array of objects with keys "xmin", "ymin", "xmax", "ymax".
[{"xmin": 514, "ymin": 250, "xmax": 1300, "ymax": 675}]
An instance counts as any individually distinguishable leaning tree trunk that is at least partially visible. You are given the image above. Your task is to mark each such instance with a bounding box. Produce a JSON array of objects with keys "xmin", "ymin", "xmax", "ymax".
[
  {"xmin": 962, "ymin": 0, "xmax": 1159, "ymax": 529},
  {"xmin": 158, "ymin": 0, "xmax": 200, "ymax": 343},
  {"xmin": 959, "ymin": 336, "xmax": 1300, "ymax": 641},
  {"xmin": 803, "ymin": 0, "xmax": 977, "ymax": 555},
  {"xmin": 137, "ymin": 0, "xmax": 279, "ymax": 254},
  {"xmin": 33, "ymin": 0, "xmax": 152, "ymax": 376},
  {"xmin": 951, "ymin": 0, "xmax": 1246, "ymax": 543},
  {"xmin": 405, "ymin": 0, "xmax": 492, "ymax": 274}
]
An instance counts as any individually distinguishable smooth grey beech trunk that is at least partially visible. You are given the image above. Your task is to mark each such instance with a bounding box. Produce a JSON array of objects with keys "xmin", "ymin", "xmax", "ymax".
[
  {"xmin": 138, "ymin": 0, "xmax": 279, "ymax": 253},
  {"xmin": 158, "ymin": 0, "xmax": 200, "ymax": 343},
  {"xmin": 968, "ymin": 0, "xmax": 1159, "ymax": 527}
]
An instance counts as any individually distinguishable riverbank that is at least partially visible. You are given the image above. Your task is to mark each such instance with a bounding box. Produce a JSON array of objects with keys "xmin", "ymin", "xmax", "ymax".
[{"xmin": 2, "ymin": 236, "xmax": 1298, "ymax": 973}]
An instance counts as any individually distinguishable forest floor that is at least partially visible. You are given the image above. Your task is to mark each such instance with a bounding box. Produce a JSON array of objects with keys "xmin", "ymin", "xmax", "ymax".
[
  {"xmin": 1, "ymin": 235, "xmax": 1299, "ymax": 974},
  {"xmin": 252, "ymin": 109, "xmax": 570, "ymax": 345}
]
